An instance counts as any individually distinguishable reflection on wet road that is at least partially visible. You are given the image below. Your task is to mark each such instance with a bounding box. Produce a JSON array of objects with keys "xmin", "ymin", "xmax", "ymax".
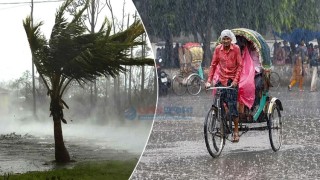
[{"xmin": 131, "ymin": 87, "xmax": 320, "ymax": 179}]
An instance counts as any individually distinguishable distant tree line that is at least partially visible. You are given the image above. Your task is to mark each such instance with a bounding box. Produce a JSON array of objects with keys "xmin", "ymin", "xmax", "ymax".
[{"xmin": 133, "ymin": 0, "xmax": 320, "ymax": 66}]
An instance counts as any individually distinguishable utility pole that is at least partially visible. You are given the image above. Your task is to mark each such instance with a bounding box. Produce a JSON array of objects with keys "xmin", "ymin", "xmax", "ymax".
[
  {"xmin": 89, "ymin": 0, "xmax": 95, "ymax": 112},
  {"xmin": 129, "ymin": 12, "xmax": 137, "ymax": 105},
  {"xmin": 141, "ymin": 32, "xmax": 145, "ymax": 95},
  {"xmin": 125, "ymin": 11, "xmax": 129, "ymax": 99},
  {"xmin": 31, "ymin": 0, "xmax": 37, "ymax": 118}
]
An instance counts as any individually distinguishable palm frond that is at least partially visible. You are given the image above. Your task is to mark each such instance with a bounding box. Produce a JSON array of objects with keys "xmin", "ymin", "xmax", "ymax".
[
  {"xmin": 110, "ymin": 20, "xmax": 145, "ymax": 42},
  {"xmin": 24, "ymin": 0, "xmax": 154, "ymax": 86}
]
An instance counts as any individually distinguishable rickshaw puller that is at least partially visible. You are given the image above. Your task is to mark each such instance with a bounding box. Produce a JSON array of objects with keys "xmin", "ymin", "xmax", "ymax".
[{"xmin": 205, "ymin": 29, "xmax": 243, "ymax": 142}]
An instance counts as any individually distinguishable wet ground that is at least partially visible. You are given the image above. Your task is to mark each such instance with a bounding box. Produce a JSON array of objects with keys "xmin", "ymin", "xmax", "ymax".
[
  {"xmin": 131, "ymin": 85, "xmax": 320, "ymax": 179},
  {"xmin": 0, "ymin": 120, "xmax": 152, "ymax": 175}
]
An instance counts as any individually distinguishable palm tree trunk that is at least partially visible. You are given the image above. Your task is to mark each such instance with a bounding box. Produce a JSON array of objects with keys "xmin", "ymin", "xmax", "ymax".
[{"xmin": 51, "ymin": 99, "xmax": 70, "ymax": 162}]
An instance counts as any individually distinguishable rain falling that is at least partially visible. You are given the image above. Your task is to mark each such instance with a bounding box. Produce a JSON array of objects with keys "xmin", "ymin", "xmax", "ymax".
[
  {"xmin": 0, "ymin": 0, "xmax": 155, "ymax": 178},
  {"xmin": 131, "ymin": 0, "xmax": 320, "ymax": 179}
]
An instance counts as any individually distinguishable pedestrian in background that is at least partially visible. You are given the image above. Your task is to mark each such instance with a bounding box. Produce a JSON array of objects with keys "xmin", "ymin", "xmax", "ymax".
[
  {"xmin": 173, "ymin": 42, "xmax": 180, "ymax": 68},
  {"xmin": 310, "ymin": 45, "xmax": 319, "ymax": 92},
  {"xmin": 282, "ymin": 41, "xmax": 291, "ymax": 64},
  {"xmin": 288, "ymin": 53, "xmax": 305, "ymax": 91},
  {"xmin": 297, "ymin": 40, "xmax": 308, "ymax": 64},
  {"xmin": 275, "ymin": 42, "xmax": 285, "ymax": 65}
]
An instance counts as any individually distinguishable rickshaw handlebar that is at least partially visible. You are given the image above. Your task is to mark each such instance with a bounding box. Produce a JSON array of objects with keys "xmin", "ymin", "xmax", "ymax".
[{"xmin": 205, "ymin": 85, "xmax": 236, "ymax": 90}]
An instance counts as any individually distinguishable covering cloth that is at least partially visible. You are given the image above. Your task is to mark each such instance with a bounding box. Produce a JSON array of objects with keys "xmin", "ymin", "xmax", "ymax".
[
  {"xmin": 182, "ymin": 42, "xmax": 203, "ymax": 63},
  {"xmin": 238, "ymin": 47, "xmax": 255, "ymax": 108},
  {"xmin": 178, "ymin": 42, "xmax": 204, "ymax": 74}
]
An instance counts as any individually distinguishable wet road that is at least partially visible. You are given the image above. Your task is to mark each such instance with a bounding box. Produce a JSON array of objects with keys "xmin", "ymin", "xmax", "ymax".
[{"xmin": 131, "ymin": 86, "xmax": 320, "ymax": 179}]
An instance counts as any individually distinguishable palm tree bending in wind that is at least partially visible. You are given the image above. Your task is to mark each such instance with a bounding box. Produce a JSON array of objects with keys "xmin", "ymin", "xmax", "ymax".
[{"xmin": 23, "ymin": 0, "xmax": 153, "ymax": 162}]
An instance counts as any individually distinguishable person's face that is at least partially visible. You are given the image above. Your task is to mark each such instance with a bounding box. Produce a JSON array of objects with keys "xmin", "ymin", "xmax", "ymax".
[{"xmin": 222, "ymin": 36, "xmax": 232, "ymax": 47}]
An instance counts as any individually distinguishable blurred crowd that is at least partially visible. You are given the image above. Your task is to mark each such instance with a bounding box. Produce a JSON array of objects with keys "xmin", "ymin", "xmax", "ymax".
[
  {"xmin": 274, "ymin": 40, "xmax": 320, "ymax": 92},
  {"xmin": 156, "ymin": 40, "xmax": 320, "ymax": 92},
  {"xmin": 273, "ymin": 40, "xmax": 320, "ymax": 66}
]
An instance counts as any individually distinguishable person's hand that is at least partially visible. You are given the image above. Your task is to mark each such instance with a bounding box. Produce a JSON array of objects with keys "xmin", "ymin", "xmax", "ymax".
[
  {"xmin": 205, "ymin": 82, "xmax": 211, "ymax": 89},
  {"xmin": 231, "ymin": 81, "xmax": 238, "ymax": 87}
]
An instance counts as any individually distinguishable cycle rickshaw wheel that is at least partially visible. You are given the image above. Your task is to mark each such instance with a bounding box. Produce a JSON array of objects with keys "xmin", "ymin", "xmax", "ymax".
[
  {"xmin": 172, "ymin": 75, "xmax": 187, "ymax": 95},
  {"xmin": 187, "ymin": 74, "xmax": 202, "ymax": 95},
  {"xmin": 204, "ymin": 107, "xmax": 225, "ymax": 157},
  {"xmin": 268, "ymin": 103, "xmax": 282, "ymax": 152}
]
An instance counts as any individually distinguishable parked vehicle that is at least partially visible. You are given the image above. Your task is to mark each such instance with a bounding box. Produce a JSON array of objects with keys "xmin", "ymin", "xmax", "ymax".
[{"xmin": 172, "ymin": 42, "xmax": 204, "ymax": 96}]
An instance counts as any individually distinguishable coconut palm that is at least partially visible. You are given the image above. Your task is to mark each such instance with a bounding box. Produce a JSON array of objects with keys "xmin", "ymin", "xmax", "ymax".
[{"xmin": 23, "ymin": 0, "xmax": 153, "ymax": 162}]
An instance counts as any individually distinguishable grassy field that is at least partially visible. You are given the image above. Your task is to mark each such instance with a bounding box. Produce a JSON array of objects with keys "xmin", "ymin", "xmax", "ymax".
[{"xmin": 3, "ymin": 159, "xmax": 138, "ymax": 180}]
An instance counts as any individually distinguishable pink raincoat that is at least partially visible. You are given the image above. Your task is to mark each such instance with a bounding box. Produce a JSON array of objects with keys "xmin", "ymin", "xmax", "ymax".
[{"xmin": 238, "ymin": 47, "xmax": 255, "ymax": 108}]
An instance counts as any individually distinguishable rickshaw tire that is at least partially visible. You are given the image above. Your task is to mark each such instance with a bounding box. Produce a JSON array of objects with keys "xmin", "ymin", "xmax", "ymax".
[
  {"xmin": 204, "ymin": 107, "xmax": 225, "ymax": 158},
  {"xmin": 268, "ymin": 103, "xmax": 282, "ymax": 152}
]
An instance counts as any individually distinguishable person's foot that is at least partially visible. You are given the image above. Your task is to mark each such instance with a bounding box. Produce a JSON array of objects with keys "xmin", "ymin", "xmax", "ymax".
[
  {"xmin": 232, "ymin": 132, "xmax": 240, "ymax": 143},
  {"xmin": 288, "ymin": 85, "xmax": 292, "ymax": 91}
]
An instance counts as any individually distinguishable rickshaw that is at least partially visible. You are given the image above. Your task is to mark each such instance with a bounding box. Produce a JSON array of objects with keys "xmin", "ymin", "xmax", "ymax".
[
  {"xmin": 204, "ymin": 28, "xmax": 284, "ymax": 158},
  {"xmin": 172, "ymin": 42, "xmax": 205, "ymax": 95}
]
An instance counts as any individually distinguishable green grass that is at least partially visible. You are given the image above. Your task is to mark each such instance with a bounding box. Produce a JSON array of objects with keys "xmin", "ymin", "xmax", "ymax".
[{"xmin": 4, "ymin": 159, "xmax": 138, "ymax": 180}]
